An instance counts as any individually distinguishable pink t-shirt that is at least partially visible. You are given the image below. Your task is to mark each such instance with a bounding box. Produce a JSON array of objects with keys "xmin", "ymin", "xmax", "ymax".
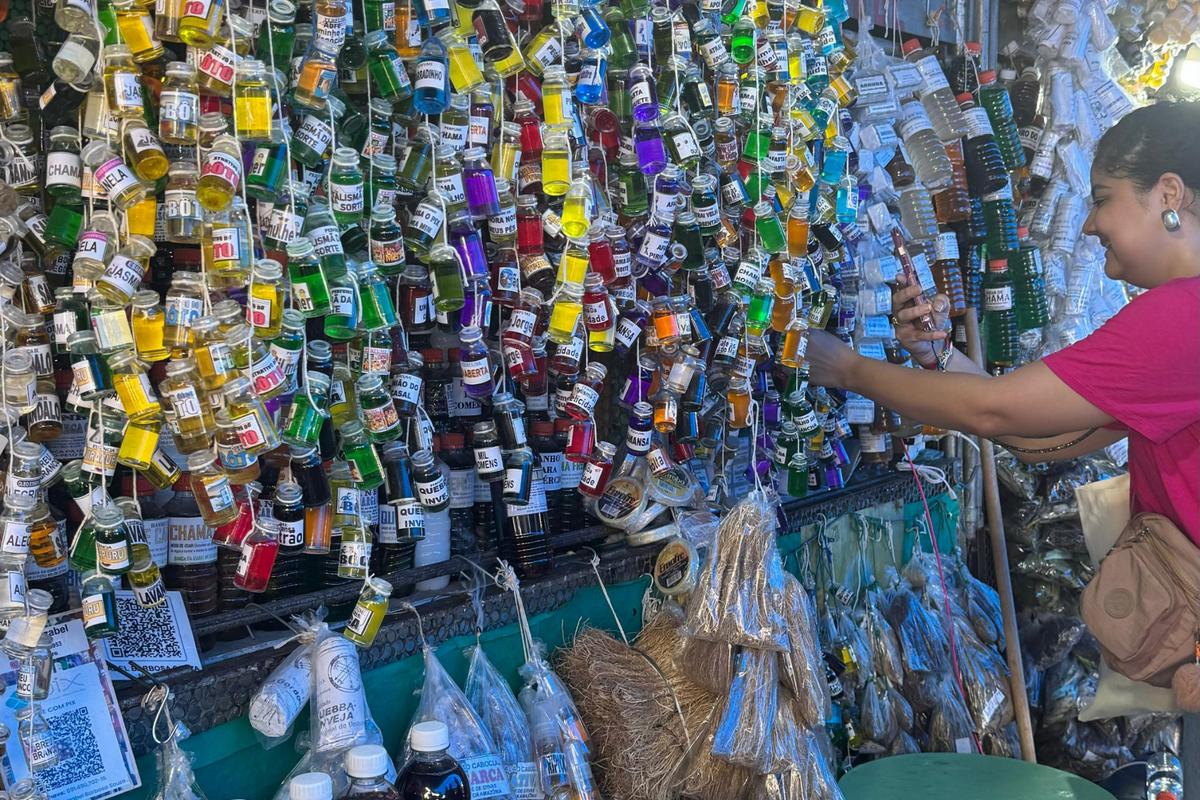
[{"xmin": 1043, "ymin": 276, "xmax": 1200, "ymax": 545}]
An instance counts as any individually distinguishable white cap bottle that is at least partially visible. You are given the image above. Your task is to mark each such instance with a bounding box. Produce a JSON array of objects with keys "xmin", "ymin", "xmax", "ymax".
[
  {"xmin": 410, "ymin": 721, "xmax": 451, "ymax": 752},
  {"xmin": 289, "ymin": 773, "xmax": 332, "ymax": 800},
  {"xmin": 345, "ymin": 745, "xmax": 392, "ymax": 779}
]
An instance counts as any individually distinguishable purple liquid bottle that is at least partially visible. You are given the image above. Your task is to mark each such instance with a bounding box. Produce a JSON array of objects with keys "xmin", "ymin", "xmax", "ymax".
[
  {"xmin": 462, "ymin": 147, "xmax": 501, "ymax": 219},
  {"xmin": 634, "ymin": 122, "xmax": 667, "ymax": 175}
]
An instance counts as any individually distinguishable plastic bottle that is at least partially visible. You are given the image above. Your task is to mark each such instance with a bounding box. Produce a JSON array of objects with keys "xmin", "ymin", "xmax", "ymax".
[
  {"xmin": 948, "ymin": 41, "xmax": 982, "ymax": 94},
  {"xmin": 982, "ymin": 185, "xmax": 1020, "ymax": 255},
  {"xmin": 397, "ymin": 722, "xmax": 469, "ymax": 800},
  {"xmin": 976, "ymin": 70, "xmax": 1026, "ymax": 172},
  {"xmin": 895, "ymin": 99, "xmax": 952, "ymax": 190},
  {"xmin": 957, "ymin": 93, "xmax": 1008, "ymax": 194},
  {"xmin": 414, "ymin": 507, "xmax": 451, "ymax": 591},
  {"xmin": 1009, "ymin": 67, "xmax": 1041, "ymax": 129},
  {"xmin": 901, "ymin": 39, "xmax": 968, "ymax": 142},
  {"xmin": 982, "ymin": 257, "xmax": 1019, "ymax": 365},
  {"xmin": 933, "ymin": 140, "xmax": 971, "ymax": 224},
  {"xmin": 341, "ymin": 745, "xmax": 400, "ymax": 800},
  {"xmin": 440, "ymin": 434, "xmax": 476, "ymax": 556},
  {"xmin": 1011, "ymin": 227, "xmax": 1050, "ymax": 330},
  {"xmin": 931, "ymin": 232, "xmax": 967, "ymax": 317},
  {"xmin": 554, "ymin": 419, "xmax": 586, "ymax": 531},
  {"xmin": 531, "ymin": 421, "xmax": 563, "ymax": 534},
  {"xmin": 897, "ymin": 185, "xmax": 939, "ymax": 242}
]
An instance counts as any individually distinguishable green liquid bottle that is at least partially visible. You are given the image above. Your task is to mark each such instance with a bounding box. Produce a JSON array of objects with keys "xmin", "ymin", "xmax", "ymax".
[
  {"xmin": 282, "ymin": 371, "xmax": 331, "ymax": 448},
  {"xmin": 286, "ymin": 237, "xmax": 332, "ymax": 316},
  {"xmin": 983, "ymin": 257, "xmax": 1019, "ymax": 365},
  {"xmin": 1011, "ymin": 234, "xmax": 1050, "ymax": 331},
  {"xmin": 81, "ymin": 572, "xmax": 120, "ymax": 639},
  {"xmin": 428, "ymin": 244, "xmax": 465, "ymax": 313},
  {"xmin": 325, "ymin": 262, "xmax": 359, "ymax": 340},
  {"xmin": 340, "ymin": 420, "xmax": 386, "ymax": 489}
]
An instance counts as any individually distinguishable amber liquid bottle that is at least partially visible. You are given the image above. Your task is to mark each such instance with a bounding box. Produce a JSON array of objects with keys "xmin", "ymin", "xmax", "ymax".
[{"xmin": 933, "ymin": 140, "xmax": 972, "ymax": 224}]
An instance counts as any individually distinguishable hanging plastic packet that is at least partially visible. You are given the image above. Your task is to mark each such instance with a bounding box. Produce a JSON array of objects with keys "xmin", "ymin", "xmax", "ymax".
[
  {"xmin": 464, "ymin": 646, "xmax": 537, "ymax": 799},
  {"xmin": 858, "ymin": 679, "xmax": 898, "ymax": 748},
  {"xmin": 404, "ymin": 647, "xmax": 515, "ymax": 800},
  {"xmin": 155, "ymin": 719, "xmax": 207, "ymax": 800},
  {"xmin": 711, "ymin": 647, "xmax": 778, "ymax": 772},
  {"xmin": 249, "ymin": 609, "xmax": 325, "ymax": 748},
  {"xmin": 777, "ymin": 572, "xmax": 829, "ymax": 729},
  {"xmin": 683, "ymin": 491, "xmax": 788, "ymax": 651},
  {"xmin": 518, "ymin": 655, "xmax": 596, "ymax": 799},
  {"xmin": 928, "ymin": 679, "xmax": 979, "ymax": 754},
  {"xmin": 887, "ymin": 584, "xmax": 951, "ymax": 675},
  {"xmin": 311, "ymin": 626, "xmax": 373, "ymax": 754}
]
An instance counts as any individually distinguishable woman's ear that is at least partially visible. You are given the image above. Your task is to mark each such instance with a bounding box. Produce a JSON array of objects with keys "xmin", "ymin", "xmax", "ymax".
[{"xmin": 1157, "ymin": 172, "xmax": 1191, "ymax": 214}]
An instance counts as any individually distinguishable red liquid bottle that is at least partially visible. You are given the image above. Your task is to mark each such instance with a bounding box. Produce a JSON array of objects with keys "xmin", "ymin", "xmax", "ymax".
[{"xmin": 233, "ymin": 520, "xmax": 279, "ymax": 593}]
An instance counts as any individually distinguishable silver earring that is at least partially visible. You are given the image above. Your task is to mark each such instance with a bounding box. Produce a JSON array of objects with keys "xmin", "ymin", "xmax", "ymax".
[{"xmin": 1163, "ymin": 208, "xmax": 1182, "ymax": 231}]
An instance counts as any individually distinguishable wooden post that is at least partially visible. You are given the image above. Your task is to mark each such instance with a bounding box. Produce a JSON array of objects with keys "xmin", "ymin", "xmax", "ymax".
[{"xmin": 963, "ymin": 308, "xmax": 1037, "ymax": 763}]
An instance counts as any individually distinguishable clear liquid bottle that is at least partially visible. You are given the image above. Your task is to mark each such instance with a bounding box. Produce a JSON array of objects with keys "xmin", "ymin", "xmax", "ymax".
[
  {"xmin": 897, "ymin": 185, "xmax": 939, "ymax": 242},
  {"xmin": 895, "ymin": 99, "xmax": 952, "ymax": 190},
  {"xmin": 901, "ymin": 38, "xmax": 968, "ymax": 142}
]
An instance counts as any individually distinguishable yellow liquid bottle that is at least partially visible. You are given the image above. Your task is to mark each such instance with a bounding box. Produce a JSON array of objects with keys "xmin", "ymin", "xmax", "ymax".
[
  {"xmin": 557, "ymin": 240, "xmax": 589, "ymax": 291},
  {"xmin": 248, "ymin": 260, "xmax": 285, "ymax": 338},
  {"xmin": 163, "ymin": 358, "xmax": 217, "ymax": 443},
  {"xmin": 197, "ymin": 134, "xmax": 242, "ymax": 212},
  {"xmin": 191, "ymin": 317, "xmax": 237, "ymax": 391},
  {"xmin": 109, "ymin": 351, "xmax": 162, "ymax": 422},
  {"xmin": 796, "ymin": 5, "xmax": 825, "ymax": 33},
  {"xmin": 329, "ymin": 364, "xmax": 359, "ymax": 430},
  {"xmin": 441, "ymin": 30, "xmax": 484, "ymax": 92},
  {"xmin": 131, "ymin": 290, "xmax": 169, "ymax": 362},
  {"xmin": 547, "ymin": 288, "xmax": 583, "ymax": 344},
  {"xmin": 233, "ymin": 60, "xmax": 273, "ymax": 142},
  {"xmin": 542, "ymin": 66, "xmax": 569, "ymax": 127},
  {"xmin": 117, "ymin": 419, "xmax": 161, "ymax": 470},
  {"xmin": 542, "ymin": 131, "xmax": 571, "ymax": 196},
  {"xmin": 114, "ymin": 0, "xmax": 165, "ymax": 61},
  {"xmin": 178, "ymin": 0, "xmax": 225, "ymax": 47},
  {"xmin": 123, "ymin": 118, "xmax": 169, "ymax": 182}
]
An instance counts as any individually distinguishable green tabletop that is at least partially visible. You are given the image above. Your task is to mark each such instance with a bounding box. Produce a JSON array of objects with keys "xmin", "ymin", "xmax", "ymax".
[{"xmin": 838, "ymin": 754, "xmax": 1118, "ymax": 800}]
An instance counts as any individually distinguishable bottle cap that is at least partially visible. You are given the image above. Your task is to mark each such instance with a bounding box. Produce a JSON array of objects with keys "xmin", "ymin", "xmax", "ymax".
[
  {"xmin": 901, "ymin": 39, "xmax": 921, "ymax": 56},
  {"xmin": 289, "ymin": 773, "xmax": 332, "ymax": 800},
  {"xmin": 965, "ymin": 41, "xmax": 981, "ymax": 53},
  {"xmin": 345, "ymin": 745, "xmax": 392, "ymax": 779},
  {"xmin": 955, "ymin": 92, "xmax": 974, "ymax": 104},
  {"xmin": 978, "ymin": 69, "xmax": 997, "ymax": 84},
  {"xmin": 410, "ymin": 721, "xmax": 450, "ymax": 752}
]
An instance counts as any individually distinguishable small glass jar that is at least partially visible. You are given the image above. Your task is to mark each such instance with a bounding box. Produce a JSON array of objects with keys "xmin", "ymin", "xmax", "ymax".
[
  {"xmin": 101, "ymin": 45, "xmax": 144, "ymax": 118},
  {"xmin": 164, "ymin": 162, "xmax": 203, "ymax": 244},
  {"xmin": 233, "ymin": 518, "xmax": 279, "ymax": 593},
  {"xmin": 344, "ymin": 575, "xmax": 392, "ymax": 648},
  {"xmin": 355, "ymin": 373, "xmax": 400, "ymax": 443},
  {"xmin": 96, "ymin": 234, "xmax": 155, "ymax": 305},
  {"xmin": 282, "ymin": 372, "xmax": 331, "ymax": 448},
  {"xmin": 15, "ymin": 633, "xmax": 53, "ymax": 699},
  {"xmin": 164, "ymin": 273, "xmax": 206, "ymax": 350},
  {"xmin": 198, "ymin": 134, "xmax": 243, "ymax": 212},
  {"xmin": 81, "ymin": 142, "xmax": 144, "ymax": 210},
  {"xmin": 80, "ymin": 571, "xmax": 119, "ymax": 639},
  {"xmin": 186, "ymin": 451, "xmax": 239, "ymax": 527},
  {"xmin": 128, "ymin": 550, "xmax": 167, "ymax": 608},
  {"xmin": 340, "ymin": 421, "xmax": 385, "ymax": 490},
  {"xmin": 578, "ymin": 441, "xmax": 616, "ymax": 499},
  {"xmin": 248, "ymin": 259, "xmax": 285, "ymax": 338},
  {"xmin": 108, "ymin": 350, "xmax": 161, "ymax": 422},
  {"xmin": 501, "ymin": 447, "xmax": 534, "ymax": 506},
  {"xmin": 411, "ymin": 449, "xmax": 449, "ymax": 511},
  {"xmin": 223, "ymin": 377, "xmax": 281, "ymax": 456},
  {"xmin": 93, "ymin": 504, "xmax": 132, "ymax": 576},
  {"xmin": 159, "ymin": 61, "xmax": 200, "ymax": 144}
]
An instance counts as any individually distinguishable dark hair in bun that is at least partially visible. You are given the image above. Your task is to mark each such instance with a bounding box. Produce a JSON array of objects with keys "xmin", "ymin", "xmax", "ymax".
[{"xmin": 1093, "ymin": 101, "xmax": 1200, "ymax": 205}]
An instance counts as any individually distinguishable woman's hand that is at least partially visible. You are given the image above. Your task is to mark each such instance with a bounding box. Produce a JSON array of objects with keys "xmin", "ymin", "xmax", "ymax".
[
  {"xmin": 804, "ymin": 329, "xmax": 861, "ymax": 389},
  {"xmin": 892, "ymin": 273, "xmax": 951, "ymax": 366}
]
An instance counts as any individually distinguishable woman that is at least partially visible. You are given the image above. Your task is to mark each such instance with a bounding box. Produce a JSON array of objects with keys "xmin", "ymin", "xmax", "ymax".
[
  {"xmin": 805, "ymin": 100, "xmax": 1199, "ymax": 708},
  {"xmin": 806, "ymin": 101, "xmax": 1199, "ymax": 546}
]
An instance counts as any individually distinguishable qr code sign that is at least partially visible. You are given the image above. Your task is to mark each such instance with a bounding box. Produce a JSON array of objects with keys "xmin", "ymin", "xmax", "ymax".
[
  {"xmin": 36, "ymin": 708, "xmax": 102, "ymax": 792},
  {"xmin": 104, "ymin": 596, "xmax": 186, "ymax": 660}
]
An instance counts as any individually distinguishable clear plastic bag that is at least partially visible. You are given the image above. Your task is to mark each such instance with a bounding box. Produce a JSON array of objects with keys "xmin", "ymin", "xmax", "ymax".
[
  {"xmin": 952, "ymin": 617, "xmax": 1013, "ymax": 735},
  {"xmin": 888, "ymin": 730, "xmax": 922, "ymax": 756},
  {"xmin": 1043, "ymin": 656, "xmax": 1096, "ymax": 726},
  {"xmin": 404, "ymin": 647, "xmax": 515, "ymax": 800},
  {"xmin": 889, "ymin": 686, "xmax": 914, "ymax": 732},
  {"xmin": 927, "ymin": 680, "xmax": 978, "ymax": 754},
  {"xmin": 684, "ymin": 492, "xmax": 789, "ymax": 651},
  {"xmin": 962, "ymin": 570, "xmax": 1004, "ymax": 648},
  {"xmin": 465, "ymin": 646, "xmax": 535, "ymax": 797},
  {"xmin": 711, "ymin": 647, "xmax": 779, "ymax": 772},
  {"xmin": 249, "ymin": 610, "xmax": 324, "ymax": 748},
  {"xmin": 858, "ymin": 680, "xmax": 898, "ymax": 746},
  {"xmin": 681, "ymin": 635, "xmax": 735, "ymax": 695},
  {"xmin": 309, "ymin": 627, "xmax": 375, "ymax": 754},
  {"xmin": 834, "ymin": 609, "xmax": 873, "ymax": 690},
  {"xmin": 887, "ymin": 586, "xmax": 950, "ymax": 675},
  {"xmin": 519, "ymin": 656, "xmax": 596, "ymax": 798},
  {"xmin": 778, "ymin": 573, "xmax": 830, "ymax": 728},
  {"xmin": 1021, "ymin": 612, "xmax": 1087, "ymax": 671},
  {"xmin": 155, "ymin": 721, "xmax": 206, "ymax": 800},
  {"xmin": 866, "ymin": 606, "xmax": 903, "ymax": 686}
]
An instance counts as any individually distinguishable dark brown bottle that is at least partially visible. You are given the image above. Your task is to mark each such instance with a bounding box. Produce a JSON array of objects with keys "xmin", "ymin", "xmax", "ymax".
[{"xmin": 161, "ymin": 476, "xmax": 219, "ymax": 621}]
